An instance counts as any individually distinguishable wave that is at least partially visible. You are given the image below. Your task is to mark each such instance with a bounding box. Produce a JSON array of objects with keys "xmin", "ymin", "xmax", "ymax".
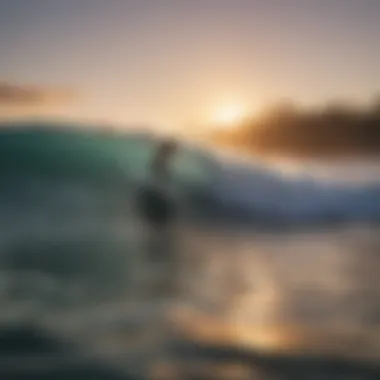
[
  {"xmin": 208, "ymin": 156, "xmax": 380, "ymax": 225},
  {"xmin": 1, "ymin": 120, "xmax": 380, "ymax": 227}
]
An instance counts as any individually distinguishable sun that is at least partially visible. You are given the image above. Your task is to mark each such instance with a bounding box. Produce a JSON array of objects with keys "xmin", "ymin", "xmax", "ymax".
[{"xmin": 211, "ymin": 104, "xmax": 247, "ymax": 128}]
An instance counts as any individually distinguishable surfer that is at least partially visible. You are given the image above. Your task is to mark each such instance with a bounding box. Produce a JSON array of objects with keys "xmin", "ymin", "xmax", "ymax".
[
  {"xmin": 136, "ymin": 138, "xmax": 180, "ymax": 296},
  {"xmin": 137, "ymin": 138, "xmax": 178, "ymax": 231}
]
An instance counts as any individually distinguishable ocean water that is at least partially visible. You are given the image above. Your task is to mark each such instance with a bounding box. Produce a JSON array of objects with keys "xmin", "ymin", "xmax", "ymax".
[{"xmin": 0, "ymin": 122, "xmax": 379, "ymax": 379}]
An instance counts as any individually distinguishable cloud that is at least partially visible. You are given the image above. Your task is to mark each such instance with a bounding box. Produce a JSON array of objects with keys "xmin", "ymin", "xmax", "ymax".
[{"xmin": 0, "ymin": 81, "xmax": 76, "ymax": 107}]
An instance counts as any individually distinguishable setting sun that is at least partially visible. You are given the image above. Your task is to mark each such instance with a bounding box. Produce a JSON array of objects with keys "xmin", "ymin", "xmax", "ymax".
[{"xmin": 212, "ymin": 104, "xmax": 247, "ymax": 127}]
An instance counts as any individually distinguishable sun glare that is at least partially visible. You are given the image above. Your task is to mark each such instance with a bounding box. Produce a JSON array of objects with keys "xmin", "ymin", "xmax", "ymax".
[{"xmin": 212, "ymin": 104, "xmax": 247, "ymax": 128}]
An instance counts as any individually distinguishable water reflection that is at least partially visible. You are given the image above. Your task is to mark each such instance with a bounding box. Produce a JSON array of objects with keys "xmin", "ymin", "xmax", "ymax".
[
  {"xmin": 178, "ymin": 225, "xmax": 380, "ymax": 360},
  {"xmin": 0, "ymin": 182, "xmax": 379, "ymax": 378}
]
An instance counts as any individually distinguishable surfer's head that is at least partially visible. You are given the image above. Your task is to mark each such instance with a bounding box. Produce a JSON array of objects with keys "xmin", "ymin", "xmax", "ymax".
[{"xmin": 157, "ymin": 139, "xmax": 178, "ymax": 160}]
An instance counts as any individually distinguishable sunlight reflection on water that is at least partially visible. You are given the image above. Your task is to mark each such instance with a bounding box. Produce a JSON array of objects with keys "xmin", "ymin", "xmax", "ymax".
[{"xmin": 175, "ymin": 224, "xmax": 380, "ymax": 361}]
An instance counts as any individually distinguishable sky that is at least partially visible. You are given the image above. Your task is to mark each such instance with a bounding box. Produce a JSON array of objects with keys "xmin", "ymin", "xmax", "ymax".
[{"xmin": 0, "ymin": 0, "xmax": 380, "ymax": 129}]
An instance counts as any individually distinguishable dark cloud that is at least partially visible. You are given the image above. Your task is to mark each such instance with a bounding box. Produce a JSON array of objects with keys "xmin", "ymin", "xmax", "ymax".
[
  {"xmin": 213, "ymin": 97, "xmax": 380, "ymax": 157},
  {"xmin": 0, "ymin": 81, "xmax": 76, "ymax": 106}
]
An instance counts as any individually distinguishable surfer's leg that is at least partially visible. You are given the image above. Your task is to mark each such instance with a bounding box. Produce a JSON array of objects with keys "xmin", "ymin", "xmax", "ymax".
[{"xmin": 144, "ymin": 222, "xmax": 181, "ymax": 299}]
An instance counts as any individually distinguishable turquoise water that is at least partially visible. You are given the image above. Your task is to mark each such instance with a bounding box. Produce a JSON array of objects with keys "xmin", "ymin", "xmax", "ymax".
[{"xmin": 0, "ymin": 121, "xmax": 217, "ymax": 185}]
